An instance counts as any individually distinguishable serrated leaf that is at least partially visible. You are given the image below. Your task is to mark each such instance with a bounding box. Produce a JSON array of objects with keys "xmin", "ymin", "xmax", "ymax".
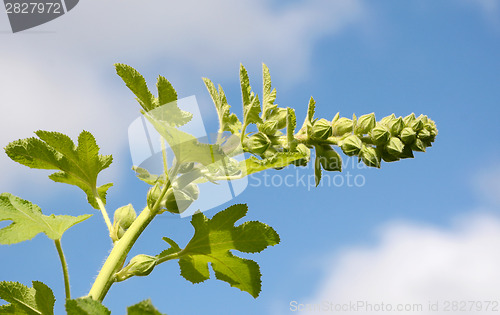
[
  {"xmin": 115, "ymin": 63, "xmax": 154, "ymax": 112},
  {"xmin": 262, "ymin": 64, "xmax": 277, "ymax": 119},
  {"xmin": 286, "ymin": 107, "xmax": 297, "ymax": 150},
  {"xmin": 306, "ymin": 97, "xmax": 316, "ymax": 125},
  {"xmin": 154, "ymin": 76, "xmax": 193, "ymax": 127},
  {"xmin": 159, "ymin": 204, "xmax": 279, "ymax": 298},
  {"xmin": 4, "ymin": 131, "xmax": 113, "ymax": 210},
  {"xmin": 127, "ymin": 299, "xmax": 165, "ymax": 315},
  {"xmin": 158, "ymin": 236, "xmax": 181, "ymax": 258},
  {"xmin": 0, "ymin": 193, "xmax": 91, "ymax": 244},
  {"xmin": 203, "ymin": 78, "xmax": 241, "ymax": 134},
  {"xmin": 0, "ymin": 281, "xmax": 54, "ymax": 315},
  {"xmin": 32, "ymin": 282, "xmax": 54, "ymax": 315},
  {"xmin": 0, "ymin": 303, "xmax": 20, "ymax": 314},
  {"xmin": 240, "ymin": 65, "xmax": 262, "ymax": 132},
  {"xmin": 239, "ymin": 152, "xmax": 307, "ymax": 177},
  {"xmin": 65, "ymin": 297, "xmax": 110, "ymax": 315},
  {"xmin": 132, "ymin": 166, "xmax": 164, "ymax": 186}
]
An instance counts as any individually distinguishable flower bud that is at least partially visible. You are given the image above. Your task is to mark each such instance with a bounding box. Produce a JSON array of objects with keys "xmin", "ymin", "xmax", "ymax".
[
  {"xmin": 385, "ymin": 137, "xmax": 404, "ymax": 156},
  {"xmin": 341, "ymin": 135, "xmax": 363, "ymax": 156},
  {"xmin": 259, "ymin": 120, "xmax": 279, "ymax": 135},
  {"xmin": 410, "ymin": 118, "xmax": 424, "ymax": 132},
  {"xmin": 360, "ymin": 145, "xmax": 381, "ymax": 168},
  {"xmin": 269, "ymin": 108, "xmax": 287, "ymax": 129},
  {"xmin": 379, "ymin": 114, "xmax": 396, "ymax": 126},
  {"xmin": 331, "ymin": 112, "xmax": 340, "ymax": 124},
  {"xmin": 311, "ymin": 119, "xmax": 333, "ymax": 140},
  {"xmin": 354, "ymin": 113, "xmax": 376, "ymax": 134},
  {"xmin": 147, "ymin": 184, "xmax": 163, "ymax": 209},
  {"xmin": 115, "ymin": 254, "xmax": 157, "ymax": 282},
  {"xmin": 381, "ymin": 149, "xmax": 400, "ymax": 162},
  {"xmin": 403, "ymin": 113, "xmax": 416, "ymax": 126},
  {"xmin": 246, "ymin": 133, "xmax": 271, "ymax": 154},
  {"xmin": 113, "ymin": 204, "xmax": 136, "ymax": 230},
  {"xmin": 400, "ymin": 127, "xmax": 416, "ymax": 144},
  {"xmin": 163, "ymin": 187, "xmax": 195, "ymax": 214},
  {"xmin": 370, "ymin": 124, "xmax": 390, "ymax": 145},
  {"xmin": 417, "ymin": 114, "xmax": 428, "ymax": 125},
  {"xmin": 261, "ymin": 146, "xmax": 278, "ymax": 159},
  {"xmin": 110, "ymin": 224, "xmax": 125, "ymax": 242},
  {"xmin": 388, "ymin": 117, "xmax": 404, "ymax": 135},
  {"xmin": 292, "ymin": 144, "xmax": 310, "ymax": 166},
  {"xmin": 332, "ymin": 117, "xmax": 353, "ymax": 136},
  {"xmin": 315, "ymin": 145, "xmax": 342, "ymax": 171},
  {"xmin": 399, "ymin": 144, "xmax": 414, "ymax": 159},
  {"xmin": 411, "ymin": 138, "xmax": 426, "ymax": 152},
  {"xmin": 417, "ymin": 128, "xmax": 432, "ymax": 141}
]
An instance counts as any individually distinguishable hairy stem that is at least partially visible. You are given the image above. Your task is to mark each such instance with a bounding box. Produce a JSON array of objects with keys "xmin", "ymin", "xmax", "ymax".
[
  {"xmin": 95, "ymin": 195, "xmax": 112, "ymax": 234},
  {"xmin": 88, "ymin": 205, "xmax": 156, "ymax": 301},
  {"xmin": 89, "ymin": 163, "xmax": 179, "ymax": 301},
  {"xmin": 54, "ymin": 239, "xmax": 71, "ymax": 300}
]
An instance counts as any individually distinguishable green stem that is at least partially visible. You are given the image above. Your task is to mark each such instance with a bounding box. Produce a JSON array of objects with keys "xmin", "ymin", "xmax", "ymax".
[
  {"xmin": 88, "ymin": 205, "xmax": 156, "ymax": 301},
  {"xmin": 95, "ymin": 195, "xmax": 112, "ymax": 234},
  {"xmin": 54, "ymin": 239, "xmax": 71, "ymax": 300},
  {"xmin": 88, "ymin": 163, "xmax": 179, "ymax": 302}
]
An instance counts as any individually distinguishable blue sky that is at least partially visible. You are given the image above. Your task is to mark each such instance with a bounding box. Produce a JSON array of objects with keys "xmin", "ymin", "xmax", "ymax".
[{"xmin": 1, "ymin": 1, "xmax": 500, "ymax": 314}]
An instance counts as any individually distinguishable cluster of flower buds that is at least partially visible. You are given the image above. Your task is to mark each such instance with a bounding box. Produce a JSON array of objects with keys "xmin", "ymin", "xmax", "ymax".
[
  {"xmin": 110, "ymin": 204, "xmax": 137, "ymax": 242},
  {"xmin": 114, "ymin": 254, "xmax": 157, "ymax": 282},
  {"xmin": 338, "ymin": 113, "xmax": 438, "ymax": 168},
  {"xmin": 242, "ymin": 106, "xmax": 289, "ymax": 159},
  {"xmin": 147, "ymin": 181, "xmax": 200, "ymax": 214}
]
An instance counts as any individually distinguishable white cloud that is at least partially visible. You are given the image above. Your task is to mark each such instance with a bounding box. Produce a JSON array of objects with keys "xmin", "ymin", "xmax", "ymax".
[
  {"xmin": 0, "ymin": 0, "xmax": 368, "ymax": 191},
  {"xmin": 293, "ymin": 213, "xmax": 500, "ymax": 315}
]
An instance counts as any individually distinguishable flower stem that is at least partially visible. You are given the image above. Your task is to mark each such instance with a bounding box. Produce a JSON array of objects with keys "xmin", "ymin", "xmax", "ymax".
[
  {"xmin": 54, "ymin": 239, "xmax": 71, "ymax": 300},
  {"xmin": 88, "ymin": 163, "xmax": 178, "ymax": 301},
  {"xmin": 88, "ymin": 205, "xmax": 156, "ymax": 301},
  {"xmin": 95, "ymin": 195, "xmax": 113, "ymax": 234}
]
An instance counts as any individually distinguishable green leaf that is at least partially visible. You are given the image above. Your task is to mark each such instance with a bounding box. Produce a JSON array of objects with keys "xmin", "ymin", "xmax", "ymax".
[
  {"xmin": 132, "ymin": 166, "xmax": 164, "ymax": 186},
  {"xmin": 202, "ymin": 78, "xmax": 241, "ymax": 134},
  {"xmin": 127, "ymin": 299, "xmax": 165, "ymax": 315},
  {"xmin": 0, "ymin": 281, "xmax": 54, "ymax": 315},
  {"xmin": 158, "ymin": 236, "xmax": 181, "ymax": 258},
  {"xmin": 286, "ymin": 107, "xmax": 297, "ymax": 151},
  {"xmin": 156, "ymin": 75, "xmax": 177, "ymax": 105},
  {"xmin": 159, "ymin": 204, "xmax": 279, "ymax": 298},
  {"xmin": 4, "ymin": 131, "xmax": 113, "ymax": 210},
  {"xmin": 0, "ymin": 193, "xmax": 91, "ymax": 244},
  {"xmin": 262, "ymin": 63, "xmax": 277, "ymax": 120},
  {"xmin": 0, "ymin": 303, "xmax": 19, "ymax": 314},
  {"xmin": 153, "ymin": 76, "xmax": 193, "ymax": 127},
  {"xmin": 65, "ymin": 297, "xmax": 110, "ymax": 315},
  {"xmin": 115, "ymin": 63, "xmax": 154, "ymax": 112},
  {"xmin": 32, "ymin": 282, "xmax": 54, "ymax": 315},
  {"xmin": 306, "ymin": 97, "xmax": 316, "ymax": 125},
  {"xmin": 240, "ymin": 65, "xmax": 263, "ymax": 133},
  {"xmin": 143, "ymin": 110, "xmax": 226, "ymax": 167},
  {"xmin": 239, "ymin": 152, "xmax": 307, "ymax": 177}
]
